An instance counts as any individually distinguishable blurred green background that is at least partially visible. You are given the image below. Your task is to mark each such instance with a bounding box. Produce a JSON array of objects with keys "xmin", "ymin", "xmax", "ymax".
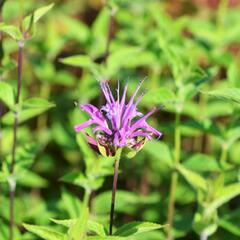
[{"xmin": 1, "ymin": 0, "xmax": 240, "ymax": 239}]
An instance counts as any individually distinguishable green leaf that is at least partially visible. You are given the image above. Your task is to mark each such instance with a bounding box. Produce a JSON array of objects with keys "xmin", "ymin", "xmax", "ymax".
[
  {"xmin": 68, "ymin": 206, "xmax": 89, "ymax": 240},
  {"xmin": 114, "ymin": 221, "xmax": 164, "ymax": 237},
  {"xmin": 0, "ymin": 171, "xmax": 6, "ymax": 183},
  {"xmin": 60, "ymin": 172, "xmax": 88, "ymax": 189},
  {"xmin": 92, "ymin": 190, "xmax": 160, "ymax": 215},
  {"xmin": 2, "ymin": 98, "xmax": 55, "ymax": 125},
  {"xmin": 23, "ymin": 3, "xmax": 54, "ymax": 30},
  {"xmin": 177, "ymin": 164, "xmax": 207, "ymax": 191},
  {"xmin": 206, "ymin": 183, "xmax": 240, "ymax": 215},
  {"xmin": 228, "ymin": 62, "xmax": 240, "ymax": 88},
  {"xmin": 0, "ymin": 23, "xmax": 23, "ymax": 40},
  {"xmin": 142, "ymin": 87, "xmax": 176, "ymax": 106},
  {"xmin": 60, "ymin": 55, "xmax": 97, "ymax": 69},
  {"xmin": 61, "ymin": 189, "xmax": 82, "ymax": 219},
  {"xmin": 88, "ymin": 220, "xmax": 107, "ymax": 237},
  {"xmin": 0, "ymin": 81, "xmax": 15, "ymax": 108},
  {"xmin": 183, "ymin": 154, "xmax": 221, "ymax": 172},
  {"xmin": 204, "ymin": 88, "xmax": 240, "ymax": 104},
  {"xmin": 87, "ymin": 237, "xmax": 126, "ymax": 240},
  {"xmin": 219, "ymin": 219, "xmax": 240, "ymax": 237},
  {"xmin": 23, "ymin": 223, "xmax": 65, "ymax": 240},
  {"xmin": 51, "ymin": 219, "xmax": 106, "ymax": 237},
  {"xmin": 107, "ymin": 47, "xmax": 155, "ymax": 76},
  {"xmin": 18, "ymin": 170, "xmax": 48, "ymax": 188},
  {"xmin": 144, "ymin": 141, "xmax": 173, "ymax": 167}
]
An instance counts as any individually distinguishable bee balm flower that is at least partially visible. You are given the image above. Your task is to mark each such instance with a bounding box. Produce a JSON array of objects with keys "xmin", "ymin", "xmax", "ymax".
[{"xmin": 75, "ymin": 80, "xmax": 162, "ymax": 156}]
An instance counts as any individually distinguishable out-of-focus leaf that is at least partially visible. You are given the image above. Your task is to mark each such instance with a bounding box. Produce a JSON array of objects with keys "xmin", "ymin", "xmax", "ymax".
[
  {"xmin": 141, "ymin": 88, "xmax": 176, "ymax": 106},
  {"xmin": 219, "ymin": 219, "xmax": 240, "ymax": 237},
  {"xmin": 177, "ymin": 164, "xmax": 207, "ymax": 191},
  {"xmin": 60, "ymin": 172, "xmax": 102, "ymax": 191},
  {"xmin": 60, "ymin": 15, "xmax": 90, "ymax": 43},
  {"xmin": 0, "ymin": 171, "xmax": 6, "ymax": 183},
  {"xmin": 61, "ymin": 189, "xmax": 82, "ymax": 219},
  {"xmin": 87, "ymin": 237, "xmax": 126, "ymax": 240},
  {"xmin": 144, "ymin": 141, "xmax": 173, "ymax": 167},
  {"xmin": 91, "ymin": 8, "xmax": 109, "ymax": 56},
  {"xmin": 2, "ymin": 98, "xmax": 55, "ymax": 125},
  {"xmin": 206, "ymin": 183, "xmax": 240, "ymax": 215},
  {"xmin": 204, "ymin": 88, "xmax": 240, "ymax": 104},
  {"xmin": 59, "ymin": 55, "xmax": 99, "ymax": 76},
  {"xmin": 183, "ymin": 154, "xmax": 221, "ymax": 172},
  {"xmin": 18, "ymin": 170, "xmax": 48, "ymax": 188},
  {"xmin": 228, "ymin": 61, "xmax": 240, "ymax": 88},
  {"xmin": 0, "ymin": 81, "xmax": 15, "ymax": 108},
  {"xmin": 92, "ymin": 190, "xmax": 159, "ymax": 215},
  {"xmin": 23, "ymin": 224, "xmax": 65, "ymax": 240},
  {"xmin": 107, "ymin": 47, "xmax": 155, "ymax": 76},
  {"xmin": 0, "ymin": 23, "xmax": 23, "ymax": 40},
  {"xmin": 114, "ymin": 222, "xmax": 165, "ymax": 237},
  {"xmin": 23, "ymin": 3, "xmax": 54, "ymax": 32}
]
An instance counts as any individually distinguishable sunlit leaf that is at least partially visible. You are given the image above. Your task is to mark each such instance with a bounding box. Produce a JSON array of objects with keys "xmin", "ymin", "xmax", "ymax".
[
  {"xmin": 114, "ymin": 221, "xmax": 165, "ymax": 236},
  {"xmin": 23, "ymin": 223, "xmax": 65, "ymax": 240}
]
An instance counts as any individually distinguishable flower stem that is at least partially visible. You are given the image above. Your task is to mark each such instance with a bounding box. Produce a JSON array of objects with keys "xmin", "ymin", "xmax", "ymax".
[
  {"xmin": 109, "ymin": 150, "xmax": 122, "ymax": 235},
  {"xmin": 167, "ymin": 112, "xmax": 181, "ymax": 240},
  {"xmin": 9, "ymin": 41, "xmax": 24, "ymax": 240}
]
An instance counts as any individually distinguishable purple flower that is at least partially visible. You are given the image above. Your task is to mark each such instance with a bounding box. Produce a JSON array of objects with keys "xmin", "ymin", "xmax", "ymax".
[{"xmin": 75, "ymin": 80, "xmax": 162, "ymax": 156}]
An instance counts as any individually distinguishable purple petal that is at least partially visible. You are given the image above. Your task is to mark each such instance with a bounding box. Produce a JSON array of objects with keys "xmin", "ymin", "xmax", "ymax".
[
  {"xmin": 75, "ymin": 119, "xmax": 93, "ymax": 132},
  {"xmin": 93, "ymin": 126, "xmax": 112, "ymax": 135},
  {"xmin": 130, "ymin": 107, "xmax": 158, "ymax": 133},
  {"xmin": 130, "ymin": 130, "xmax": 152, "ymax": 140},
  {"xmin": 143, "ymin": 123, "xmax": 162, "ymax": 139},
  {"xmin": 100, "ymin": 81, "xmax": 115, "ymax": 104}
]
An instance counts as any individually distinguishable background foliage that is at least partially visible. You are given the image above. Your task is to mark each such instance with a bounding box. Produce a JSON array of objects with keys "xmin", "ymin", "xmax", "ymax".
[{"xmin": 1, "ymin": 0, "xmax": 240, "ymax": 239}]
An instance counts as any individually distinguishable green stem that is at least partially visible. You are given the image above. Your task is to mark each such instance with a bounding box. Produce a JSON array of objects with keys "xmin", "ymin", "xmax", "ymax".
[
  {"xmin": 167, "ymin": 112, "xmax": 181, "ymax": 240},
  {"xmin": 109, "ymin": 149, "xmax": 122, "ymax": 236},
  {"xmin": 220, "ymin": 145, "xmax": 228, "ymax": 167},
  {"xmin": 83, "ymin": 189, "xmax": 90, "ymax": 207}
]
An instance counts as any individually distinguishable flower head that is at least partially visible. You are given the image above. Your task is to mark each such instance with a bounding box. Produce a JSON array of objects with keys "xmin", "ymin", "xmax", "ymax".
[{"xmin": 75, "ymin": 80, "xmax": 162, "ymax": 156}]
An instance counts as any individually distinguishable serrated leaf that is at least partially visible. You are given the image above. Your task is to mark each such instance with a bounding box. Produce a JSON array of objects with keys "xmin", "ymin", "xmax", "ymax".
[
  {"xmin": 0, "ymin": 81, "xmax": 15, "ymax": 108},
  {"xmin": 51, "ymin": 219, "xmax": 106, "ymax": 237},
  {"xmin": 2, "ymin": 98, "xmax": 55, "ymax": 125},
  {"xmin": 177, "ymin": 164, "xmax": 207, "ymax": 191},
  {"xmin": 114, "ymin": 221, "xmax": 164, "ymax": 237},
  {"xmin": 68, "ymin": 206, "xmax": 89, "ymax": 240},
  {"xmin": 204, "ymin": 88, "xmax": 240, "ymax": 104},
  {"xmin": 23, "ymin": 223, "xmax": 65, "ymax": 240}
]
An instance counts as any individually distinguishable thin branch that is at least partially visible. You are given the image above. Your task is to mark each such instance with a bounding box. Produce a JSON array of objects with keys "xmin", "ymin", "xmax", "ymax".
[{"xmin": 109, "ymin": 158, "xmax": 120, "ymax": 235}]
